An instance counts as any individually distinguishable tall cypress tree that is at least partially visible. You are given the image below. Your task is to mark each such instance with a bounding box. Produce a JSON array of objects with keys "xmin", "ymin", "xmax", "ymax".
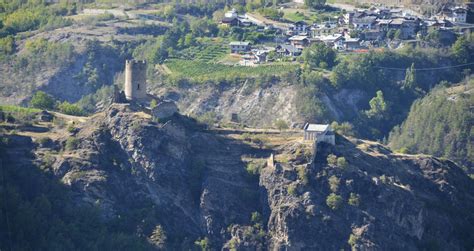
[{"xmin": 403, "ymin": 63, "xmax": 416, "ymax": 90}]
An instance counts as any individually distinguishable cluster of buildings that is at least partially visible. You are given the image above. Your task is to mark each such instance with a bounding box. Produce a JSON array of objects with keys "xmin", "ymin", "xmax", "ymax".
[{"xmin": 224, "ymin": 5, "xmax": 471, "ymax": 65}]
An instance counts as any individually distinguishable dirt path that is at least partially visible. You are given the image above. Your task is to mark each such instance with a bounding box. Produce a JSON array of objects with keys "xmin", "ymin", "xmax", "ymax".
[
  {"xmin": 246, "ymin": 13, "xmax": 292, "ymax": 30},
  {"xmin": 158, "ymin": 64, "xmax": 172, "ymax": 74},
  {"xmin": 327, "ymin": 3, "xmax": 357, "ymax": 11},
  {"xmin": 50, "ymin": 111, "xmax": 90, "ymax": 123}
]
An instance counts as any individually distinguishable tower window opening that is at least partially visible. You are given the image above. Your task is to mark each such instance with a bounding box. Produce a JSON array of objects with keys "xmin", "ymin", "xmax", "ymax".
[{"xmin": 137, "ymin": 84, "xmax": 140, "ymax": 90}]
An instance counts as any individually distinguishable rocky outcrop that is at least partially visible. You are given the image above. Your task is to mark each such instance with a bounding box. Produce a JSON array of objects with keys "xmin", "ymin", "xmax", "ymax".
[
  {"xmin": 4, "ymin": 105, "xmax": 473, "ymax": 249},
  {"xmin": 259, "ymin": 138, "xmax": 474, "ymax": 250},
  {"xmin": 47, "ymin": 104, "xmax": 262, "ymax": 248},
  {"xmin": 152, "ymin": 100, "xmax": 178, "ymax": 120}
]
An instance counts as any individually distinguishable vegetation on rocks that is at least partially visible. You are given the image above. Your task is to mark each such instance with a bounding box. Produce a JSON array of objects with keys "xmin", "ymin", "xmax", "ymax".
[
  {"xmin": 0, "ymin": 135, "xmax": 152, "ymax": 250},
  {"xmin": 0, "ymin": 1, "xmax": 473, "ymax": 250},
  {"xmin": 28, "ymin": 91, "xmax": 85, "ymax": 116},
  {"xmin": 326, "ymin": 193, "xmax": 343, "ymax": 210},
  {"xmin": 348, "ymin": 193, "xmax": 360, "ymax": 207}
]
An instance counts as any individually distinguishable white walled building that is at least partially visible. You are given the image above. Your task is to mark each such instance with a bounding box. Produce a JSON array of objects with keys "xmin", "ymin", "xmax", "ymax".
[{"xmin": 303, "ymin": 123, "xmax": 335, "ymax": 145}]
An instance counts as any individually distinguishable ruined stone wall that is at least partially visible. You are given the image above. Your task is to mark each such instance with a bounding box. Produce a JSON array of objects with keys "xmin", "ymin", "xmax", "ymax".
[
  {"xmin": 267, "ymin": 153, "xmax": 275, "ymax": 168},
  {"xmin": 152, "ymin": 100, "xmax": 178, "ymax": 119}
]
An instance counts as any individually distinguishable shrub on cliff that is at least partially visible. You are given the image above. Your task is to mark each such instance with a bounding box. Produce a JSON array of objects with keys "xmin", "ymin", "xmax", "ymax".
[
  {"xmin": 65, "ymin": 137, "xmax": 79, "ymax": 151},
  {"xmin": 327, "ymin": 154, "xmax": 337, "ymax": 166},
  {"xmin": 348, "ymin": 193, "xmax": 360, "ymax": 207},
  {"xmin": 337, "ymin": 157, "xmax": 347, "ymax": 168},
  {"xmin": 326, "ymin": 193, "xmax": 343, "ymax": 210}
]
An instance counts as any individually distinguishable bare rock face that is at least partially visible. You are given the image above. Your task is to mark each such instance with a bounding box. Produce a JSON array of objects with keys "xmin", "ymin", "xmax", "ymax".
[
  {"xmin": 259, "ymin": 138, "xmax": 474, "ymax": 250},
  {"xmin": 6, "ymin": 104, "xmax": 473, "ymax": 249},
  {"xmin": 155, "ymin": 81, "xmax": 303, "ymax": 128},
  {"xmin": 47, "ymin": 104, "xmax": 260, "ymax": 248}
]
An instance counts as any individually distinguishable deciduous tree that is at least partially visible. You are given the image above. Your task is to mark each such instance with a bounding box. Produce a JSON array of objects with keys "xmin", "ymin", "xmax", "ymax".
[
  {"xmin": 303, "ymin": 43, "xmax": 336, "ymax": 69},
  {"xmin": 365, "ymin": 90, "xmax": 387, "ymax": 120},
  {"xmin": 29, "ymin": 91, "xmax": 55, "ymax": 110}
]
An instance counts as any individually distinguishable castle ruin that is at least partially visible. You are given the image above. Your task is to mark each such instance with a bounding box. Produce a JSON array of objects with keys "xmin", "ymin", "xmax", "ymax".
[
  {"xmin": 115, "ymin": 59, "xmax": 178, "ymax": 119},
  {"xmin": 124, "ymin": 59, "xmax": 147, "ymax": 102}
]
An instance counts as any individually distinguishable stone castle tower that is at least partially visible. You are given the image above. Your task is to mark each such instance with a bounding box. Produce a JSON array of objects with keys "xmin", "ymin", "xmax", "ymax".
[{"xmin": 124, "ymin": 59, "xmax": 147, "ymax": 102}]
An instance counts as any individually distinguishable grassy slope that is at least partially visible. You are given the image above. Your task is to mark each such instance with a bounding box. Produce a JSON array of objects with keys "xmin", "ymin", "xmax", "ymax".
[{"xmin": 0, "ymin": 105, "xmax": 41, "ymax": 114}]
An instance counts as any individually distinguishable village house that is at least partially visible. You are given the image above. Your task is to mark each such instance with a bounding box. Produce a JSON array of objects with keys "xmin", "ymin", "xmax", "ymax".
[
  {"xmin": 222, "ymin": 16, "xmax": 238, "ymax": 26},
  {"xmin": 343, "ymin": 11, "xmax": 356, "ymax": 25},
  {"xmin": 288, "ymin": 35, "xmax": 309, "ymax": 49},
  {"xmin": 303, "ymin": 123, "xmax": 335, "ymax": 145},
  {"xmin": 241, "ymin": 48, "xmax": 273, "ymax": 65},
  {"xmin": 361, "ymin": 30, "xmax": 384, "ymax": 41},
  {"xmin": 221, "ymin": 9, "xmax": 239, "ymax": 26},
  {"xmin": 229, "ymin": 41, "xmax": 251, "ymax": 53},
  {"xmin": 376, "ymin": 19, "xmax": 392, "ymax": 31},
  {"xmin": 254, "ymin": 49, "xmax": 270, "ymax": 63},
  {"xmin": 310, "ymin": 22, "xmax": 339, "ymax": 37},
  {"xmin": 315, "ymin": 34, "xmax": 344, "ymax": 50},
  {"xmin": 239, "ymin": 18, "xmax": 252, "ymax": 27},
  {"xmin": 389, "ymin": 9, "xmax": 403, "ymax": 17},
  {"xmin": 221, "ymin": 9, "xmax": 254, "ymax": 27},
  {"xmin": 276, "ymin": 44, "xmax": 302, "ymax": 57},
  {"xmin": 438, "ymin": 6, "xmax": 468, "ymax": 23},
  {"xmin": 343, "ymin": 37, "xmax": 361, "ymax": 50},
  {"xmin": 293, "ymin": 20, "xmax": 309, "ymax": 34},
  {"xmin": 374, "ymin": 7, "xmax": 392, "ymax": 19},
  {"xmin": 240, "ymin": 54, "xmax": 256, "ymax": 66},
  {"xmin": 425, "ymin": 19, "xmax": 447, "ymax": 31},
  {"xmin": 353, "ymin": 16, "xmax": 377, "ymax": 30},
  {"xmin": 286, "ymin": 21, "xmax": 308, "ymax": 36},
  {"xmin": 388, "ymin": 18, "xmax": 420, "ymax": 39}
]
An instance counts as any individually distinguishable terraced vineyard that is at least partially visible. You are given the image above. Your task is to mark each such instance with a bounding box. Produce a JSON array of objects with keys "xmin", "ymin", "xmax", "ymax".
[
  {"xmin": 174, "ymin": 44, "xmax": 228, "ymax": 63},
  {"xmin": 0, "ymin": 105, "xmax": 41, "ymax": 115},
  {"xmin": 164, "ymin": 59, "xmax": 299, "ymax": 82}
]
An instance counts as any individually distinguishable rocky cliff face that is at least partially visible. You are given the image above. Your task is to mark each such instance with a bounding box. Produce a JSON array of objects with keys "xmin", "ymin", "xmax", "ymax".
[
  {"xmin": 44, "ymin": 104, "xmax": 262, "ymax": 248},
  {"xmin": 3, "ymin": 105, "xmax": 473, "ymax": 249},
  {"xmin": 258, "ymin": 138, "xmax": 474, "ymax": 250},
  {"xmin": 154, "ymin": 82, "xmax": 366, "ymax": 128},
  {"xmin": 153, "ymin": 82, "xmax": 303, "ymax": 128}
]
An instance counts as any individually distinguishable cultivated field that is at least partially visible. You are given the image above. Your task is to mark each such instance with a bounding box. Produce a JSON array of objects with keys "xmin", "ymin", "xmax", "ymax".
[{"xmin": 164, "ymin": 59, "xmax": 299, "ymax": 81}]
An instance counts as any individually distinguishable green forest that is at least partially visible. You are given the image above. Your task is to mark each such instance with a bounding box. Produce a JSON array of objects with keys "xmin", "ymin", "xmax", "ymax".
[{"xmin": 389, "ymin": 80, "xmax": 473, "ymax": 172}]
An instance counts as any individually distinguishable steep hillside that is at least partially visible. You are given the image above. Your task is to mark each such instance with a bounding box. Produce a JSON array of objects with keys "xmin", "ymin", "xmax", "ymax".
[
  {"xmin": 0, "ymin": 19, "xmax": 159, "ymax": 105},
  {"xmin": 0, "ymin": 104, "xmax": 264, "ymax": 249},
  {"xmin": 152, "ymin": 80, "xmax": 370, "ymax": 128},
  {"xmin": 389, "ymin": 80, "xmax": 473, "ymax": 171},
  {"xmin": 255, "ymin": 138, "xmax": 474, "ymax": 250},
  {"xmin": 1, "ymin": 105, "xmax": 473, "ymax": 250}
]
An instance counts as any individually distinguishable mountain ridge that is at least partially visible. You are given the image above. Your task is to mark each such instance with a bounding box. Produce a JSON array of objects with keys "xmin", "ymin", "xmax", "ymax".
[{"xmin": 1, "ymin": 104, "xmax": 473, "ymax": 250}]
